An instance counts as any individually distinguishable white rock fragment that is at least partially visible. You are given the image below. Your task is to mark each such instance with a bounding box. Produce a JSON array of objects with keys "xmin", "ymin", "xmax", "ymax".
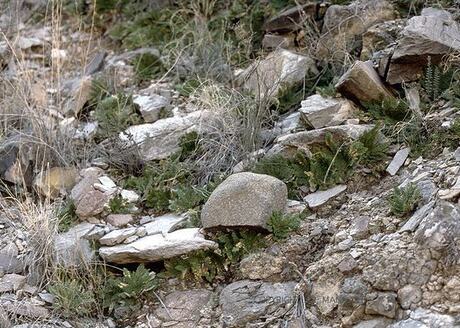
[
  {"xmin": 303, "ymin": 185, "xmax": 347, "ymax": 208},
  {"xmin": 386, "ymin": 148, "xmax": 410, "ymax": 176}
]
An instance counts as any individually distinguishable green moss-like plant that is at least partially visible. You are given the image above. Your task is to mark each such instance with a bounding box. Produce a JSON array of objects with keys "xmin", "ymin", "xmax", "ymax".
[
  {"xmin": 388, "ymin": 183, "xmax": 421, "ymax": 217},
  {"xmin": 267, "ymin": 211, "xmax": 301, "ymax": 240},
  {"xmin": 131, "ymin": 52, "xmax": 164, "ymax": 82},
  {"xmin": 108, "ymin": 195, "xmax": 132, "ymax": 214},
  {"xmin": 57, "ymin": 199, "xmax": 78, "ymax": 233}
]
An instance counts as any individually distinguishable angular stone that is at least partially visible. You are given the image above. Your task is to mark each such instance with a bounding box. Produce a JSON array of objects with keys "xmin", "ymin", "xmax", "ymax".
[
  {"xmin": 386, "ymin": 148, "xmax": 410, "ymax": 176},
  {"xmin": 317, "ymin": 0, "xmax": 396, "ymax": 61},
  {"xmin": 299, "ymin": 95, "xmax": 355, "ymax": 129},
  {"xmin": 120, "ymin": 189, "xmax": 140, "ymax": 203},
  {"xmin": 399, "ymin": 201, "xmax": 435, "ymax": 233},
  {"xmin": 120, "ymin": 110, "xmax": 216, "ymax": 161},
  {"xmin": 0, "ymin": 143, "xmax": 32, "ymax": 185},
  {"xmin": 143, "ymin": 214, "xmax": 185, "ymax": 235},
  {"xmin": 63, "ymin": 76, "xmax": 93, "ymax": 117},
  {"xmin": 84, "ymin": 50, "xmax": 107, "ymax": 75},
  {"xmin": 33, "ymin": 167, "xmax": 78, "ymax": 199},
  {"xmin": 438, "ymin": 176, "xmax": 460, "ymax": 200},
  {"xmin": 239, "ymin": 49, "xmax": 318, "ymax": 100},
  {"xmin": 386, "ymin": 10, "xmax": 460, "ymax": 84},
  {"xmin": 134, "ymin": 94, "xmax": 169, "ymax": 123},
  {"xmin": 0, "ymin": 294, "xmax": 49, "ymax": 319},
  {"xmin": 99, "ymin": 228, "xmax": 217, "ymax": 264},
  {"xmin": 239, "ymin": 253, "xmax": 284, "ymax": 280},
  {"xmin": 365, "ymin": 292, "xmax": 397, "ymax": 318},
  {"xmin": 397, "ymin": 285, "xmax": 421, "ymax": 310},
  {"xmin": 272, "ymin": 124, "xmax": 374, "ymax": 156},
  {"xmin": 415, "ymin": 201, "xmax": 460, "ymax": 254},
  {"xmin": 337, "ymin": 256, "xmax": 358, "ymax": 274},
  {"xmin": 338, "ymin": 277, "xmax": 370, "ymax": 316},
  {"xmin": 0, "ymin": 274, "xmax": 26, "ymax": 293},
  {"xmin": 105, "ymin": 214, "xmax": 133, "ymax": 227},
  {"xmin": 361, "ymin": 19, "xmax": 405, "ymax": 60},
  {"xmin": 354, "ymin": 318, "xmax": 394, "ymax": 328},
  {"xmin": 155, "ymin": 289, "xmax": 213, "ymax": 322},
  {"xmin": 0, "ymin": 253, "xmax": 23, "ymax": 274},
  {"xmin": 54, "ymin": 223, "xmax": 95, "ymax": 267},
  {"xmin": 304, "ymin": 185, "xmax": 347, "ymax": 208},
  {"xmin": 264, "ymin": 4, "xmax": 318, "ymax": 33},
  {"xmin": 99, "ymin": 227, "xmax": 137, "ymax": 246},
  {"xmin": 349, "ymin": 216, "xmax": 370, "ymax": 240},
  {"xmin": 220, "ymin": 280, "xmax": 296, "ymax": 327},
  {"xmin": 388, "ymin": 308, "xmax": 456, "ymax": 327},
  {"xmin": 201, "ymin": 172, "xmax": 287, "ymax": 229},
  {"xmin": 336, "ymin": 61, "xmax": 394, "ymax": 104}
]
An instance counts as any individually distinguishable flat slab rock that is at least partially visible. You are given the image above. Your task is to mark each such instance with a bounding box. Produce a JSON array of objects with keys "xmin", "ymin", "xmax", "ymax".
[
  {"xmin": 220, "ymin": 280, "xmax": 296, "ymax": 327},
  {"xmin": 386, "ymin": 148, "xmax": 410, "ymax": 176},
  {"xmin": 304, "ymin": 185, "xmax": 347, "ymax": 208},
  {"xmin": 99, "ymin": 228, "xmax": 217, "ymax": 264}
]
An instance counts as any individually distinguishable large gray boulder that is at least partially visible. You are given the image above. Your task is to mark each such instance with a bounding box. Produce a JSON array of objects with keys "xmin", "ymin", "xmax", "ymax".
[
  {"xmin": 201, "ymin": 172, "xmax": 288, "ymax": 229},
  {"xmin": 388, "ymin": 308, "xmax": 459, "ymax": 327},
  {"xmin": 219, "ymin": 280, "xmax": 296, "ymax": 327}
]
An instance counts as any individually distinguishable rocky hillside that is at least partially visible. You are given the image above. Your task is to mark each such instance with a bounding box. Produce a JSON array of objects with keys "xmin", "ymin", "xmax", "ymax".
[{"xmin": 1, "ymin": 0, "xmax": 460, "ymax": 327}]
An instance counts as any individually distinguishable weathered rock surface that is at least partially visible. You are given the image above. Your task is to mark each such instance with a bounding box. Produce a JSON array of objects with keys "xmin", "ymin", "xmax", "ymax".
[
  {"xmin": 33, "ymin": 167, "xmax": 78, "ymax": 199},
  {"xmin": 264, "ymin": 3, "xmax": 318, "ymax": 33},
  {"xmin": 317, "ymin": 0, "xmax": 396, "ymax": 61},
  {"xmin": 386, "ymin": 148, "xmax": 410, "ymax": 176},
  {"xmin": 386, "ymin": 9, "xmax": 460, "ymax": 84},
  {"xmin": 239, "ymin": 253, "xmax": 285, "ymax": 280},
  {"xmin": 388, "ymin": 308, "xmax": 458, "ymax": 327},
  {"xmin": 336, "ymin": 61, "xmax": 394, "ymax": 104},
  {"xmin": 201, "ymin": 172, "xmax": 287, "ymax": 229},
  {"xmin": 304, "ymin": 185, "xmax": 347, "ymax": 208},
  {"xmin": 105, "ymin": 214, "xmax": 133, "ymax": 227},
  {"xmin": 239, "ymin": 49, "xmax": 318, "ymax": 100},
  {"xmin": 271, "ymin": 124, "xmax": 373, "ymax": 156},
  {"xmin": 219, "ymin": 280, "xmax": 296, "ymax": 327},
  {"xmin": 143, "ymin": 214, "xmax": 185, "ymax": 235},
  {"xmin": 0, "ymin": 253, "xmax": 23, "ymax": 274},
  {"xmin": 134, "ymin": 94, "xmax": 169, "ymax": 123},
  {"xmin": 361, "ymin": 19, "xmax": 405, "ymax": 60},
  {"xmin": 299, "ymin": 94, "xmax": 355, "ymax": 129},
  {"xmin": 99, "ymin": 228, "xmax": 217, "ymax": 264},
  {"xmin": 365, "ymin": 292, "xmax": 398, "ymax": 318},
  {"xmin": 53, "ymin": 223, "xmax": 96, "ymax": 267},
  {"xmin": 154, "ymin": 289, "xmax": 214, "ymax": 323},
  {"xmin": 262, "ymin": 34, "xmax": 295, "ymax": 50},
  {"xmin": 120, "ymin": 110, "xmax": 216, "ymax": 161}
]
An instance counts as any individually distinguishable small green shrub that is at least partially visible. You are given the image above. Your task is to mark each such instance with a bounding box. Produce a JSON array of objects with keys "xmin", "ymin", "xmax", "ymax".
[
  {"xmin": 350, "ymin": 125, "xmax": 388, "ymax": 166},
  {"xmin": 49, "ymin": 280, "xmax": 96, "ymax": 318},
  {"xmin": 178, "ymin": 131, "xmax": 200, "ymax": 160},
  {"xmin": 164, "ymin": 229, "xmax": 266, "ymax": 282},
  {"xmin": 102, "ymin": 265, "xmax": 157, "ymax": 312},
  {"xmin": 252, "ymin": 153, "xmax": 310, "ymax": 199},
  {"xmin": 388, "ymin": 183, "xmax": 421, "ymax": 217},
  {"xmin": 131, "ymin": 53, "xmax": 165, "ymax": 82},
  {"xmin": 57, "ymin": 199, "xmax": 78, "ymax": 233},
  {"xmin": 95, "ymin": 93, "xmax": 141, "ymax": 140},
  {"xmin": 363, "ymin": 98, "xmax": 410, "ymax": 122},
  {"xmin": 274, "ymin": 82, "xmax": 306, "ymax": 115},
  {"xmin": 108, "ymin": 195, "xmax": 132, "ymax": 214},
  {"xmin": 267, "ymin": 211, "xmax": 301, "ymax": 240},
  {"xmin": 422, "ymin": 58, "xmax": 453, "ymax": 102},
  {"xmin": 168, "ymin": 185, "xmax": 209, "ymax": 213},
  {"xmin": 175, "ymin": 79, "xmax": 202, "ymax": 97}
]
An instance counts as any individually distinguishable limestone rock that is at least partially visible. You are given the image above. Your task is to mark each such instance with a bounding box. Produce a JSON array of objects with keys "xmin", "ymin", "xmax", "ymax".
[
  {"xmin": 338, "ymin": 277, "xmax": 370, "ymax": 317},
  {"xmin": 84, "ymin": 50, "xmax": 107, "ymax": 75},
  {"xmin": 63, "ymin": 76, "xmax": 93, "ymax": 117},
  {"xmin": 397, "ymin": 284, "xmax": 422, "ymax": 310},
  {"xmin": 0, "ymin": 295, "xmax": 50, "ymax": 319},
  {"xmin": 0, "ymin": 142, "xmax": 33, "ymax": 185},
  {"xmin": 0, "ymin": 274, "xmax": 26, "ymax": 293},
  {"xmin": 304, "ymin": 185, "xmax": 347, "ymax": 209},
  {"xmin": 365, "ymin": 292, "xmax": 398, "ymax": 318},
  {"xmin": 33, "ymin": 167, "xmax": 78, "ymax": 199},
  {"xmin": 201, "ymin": 172, "xmax": 287, "ymax": 229},
  {"xmin": 105, "ymin": 214, "xmax": 133, "ymax": 227},
  {"xmin": 99, "ymin": 227, "xmax": 137, "ymax": 246},
  {"xmin": 336, "ymin": 61, "xmax": 394, "ymax": 104},
  {"xmin": 271, "ymin": 124, "xmax": 374, "ymax": 156},
  {"xmin": 388, "ymin": 308, "xmax": 457, "ymax": 327},
  {"xmin": 361, "ymin": 19, "xmax": 405, "ymax": 60},
  {"xmin": 0, "ymin": 253, "xmax": 23, "ymax": 274},
  {"xmin": 299, "ymin": 95, "xmax": 355, "ymax": 129},
  {"xmin": 120, "ymin": 110, "xmax": 216, "ymax": 161},
  {"xmin": 143, "ymin": 214, "xmax": 185, "ymax": 235},
  {"xmin": 219, "ymin": 280, "xmax": 296, "ymax": 327},
  {"xmin": 317, "ymin": 0, "xmax": 396, "ymax": 61},
  {"xmin": 54, "ymin": 223, "xmax": 96, "ymax": 267},
  {"xmin": 414, "ymin": 201, "xmax": 460, "ymax": 255},
  {"xmin": 239, "ymin": 253, "xmax": 284, "ymax": 280},
  {"xmin": 155, "ymin": 289, "xmax": 213, "ymax": 323},
  {"xmin": 134, "ymin": 94, "xmax": 169, "ymax": 123},
  {"xmin": 386, "ymin": 9, "xmax": 460, "ymax": 84},
  {"xmin": 386, "ymin": 148, "xmax": 410, "ymax": 176},
  {"xmin": 438, "ymin": 176, "xmax": 460, "ymax": 200},
  {"xmin": 99, "ymin": 228, "xmax": 217, "ymax": 264},
  {"xmin": 239, "ymin": 49, "xmax": 318, "ymax": 100}
]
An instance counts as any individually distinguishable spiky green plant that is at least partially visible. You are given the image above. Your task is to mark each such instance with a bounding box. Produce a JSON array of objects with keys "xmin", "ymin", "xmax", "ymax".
[
  {"xmin": 350, "ymin": 125, "xmax": 388, "ymax": 166},
  {"xmin": 108, "ymin": 195, "xmax": 133, "ymax": 214},
  {"xmin": 49, "ymin": 280, "xmax": 96, "ymax": 318},
  {"xmin": 388, "ymin": 183, "xmax": 421, "ymax": 217},
  {"xmin": 267, "ymin": 211, "xmax": 301, "ymax": 240},
  {"xmin": 56, "ymin": 199, "xmax": 78, "ymax": 233}
]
